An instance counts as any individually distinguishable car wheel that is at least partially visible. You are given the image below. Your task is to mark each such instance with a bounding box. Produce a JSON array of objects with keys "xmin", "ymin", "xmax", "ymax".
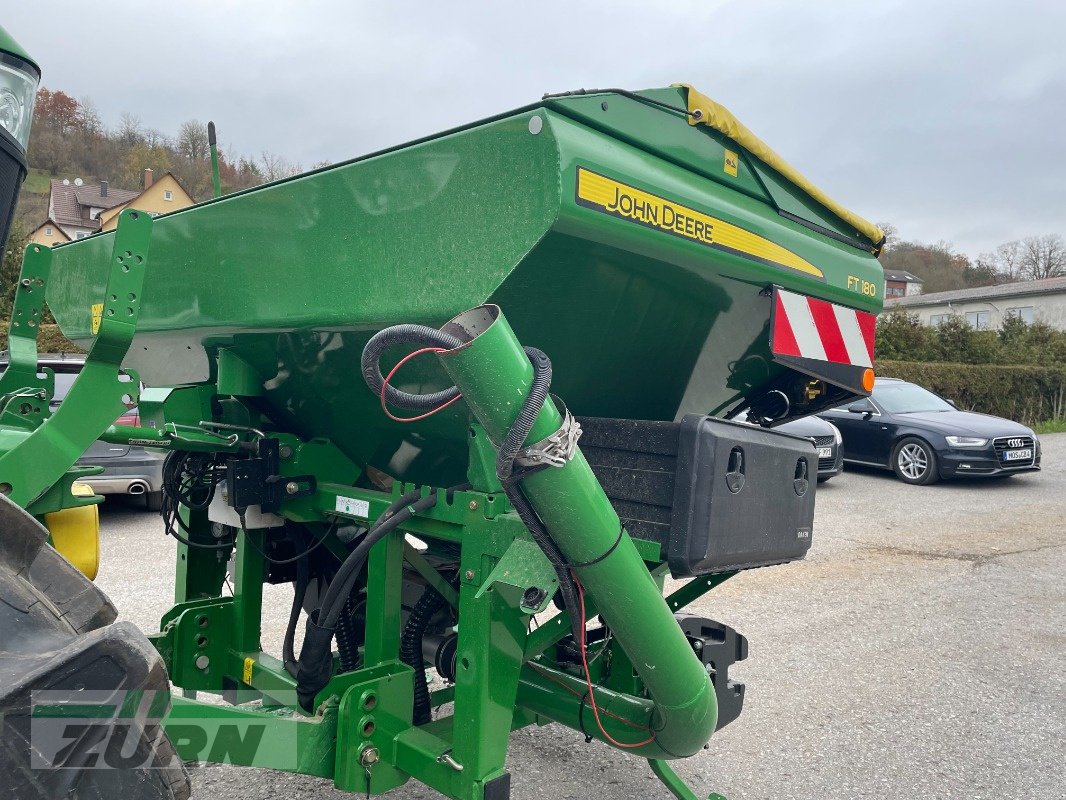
[
  {"xmin": 143, "ymin": 490, "xmax": 163, "ymax": 512},
  {"xmin": 892, "ymin": 437, "xmax": 939, "ymax": 485}
]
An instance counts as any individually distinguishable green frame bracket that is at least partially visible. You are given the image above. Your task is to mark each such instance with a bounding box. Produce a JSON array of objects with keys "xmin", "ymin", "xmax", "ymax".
[
  {"xmin": 334, "ymin": 663, "xmax": 413, "ymax": 794},
  {"xmin": 164, "ymin": 695, "xmax": 337, "ymax": 778},
  {"xmin": 0, "ymin": 209, "xmax": 152, "ymax": 507},
  {"xmin": 0, "ymin": 242, "xmax": 53, "ymax": 430},
  {"xmin": 404, "ymin": 541, "xmax": 460, "ymax": 608},
  {"xmin": 649, "ymin": 758, "xmax": 728, "ymax": 800},
  {"xmin": 174, "ymin": 506, "xmax": 233, "ymax": 603},
  {"xmin": 477, "ymin": 537, "xmax": 557, "ymax": 612}
]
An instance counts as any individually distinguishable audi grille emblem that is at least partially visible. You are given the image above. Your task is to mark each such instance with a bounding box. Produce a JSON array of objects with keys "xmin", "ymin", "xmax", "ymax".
[{"xmin": 1007, "ymin": 438, "xmax": 1026, "ymax": 448}]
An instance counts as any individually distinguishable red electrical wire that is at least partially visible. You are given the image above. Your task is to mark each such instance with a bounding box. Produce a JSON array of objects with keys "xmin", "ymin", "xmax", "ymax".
[
  {"xmin": 379, "ymin": 347, "xmax": 463, "ymax": 423},
  {"xmin": 575, "ymin": 576, "xmax": 656, "ymax": 749},
  {"xmin": 526, "ymin": 662, "xmax": 651, "ymax": 732}
]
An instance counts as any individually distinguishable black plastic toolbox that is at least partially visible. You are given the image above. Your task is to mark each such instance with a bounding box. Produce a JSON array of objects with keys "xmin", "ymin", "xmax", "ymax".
[{"xmin": 579, "ymin": 415, "xmax": 816, "ymax": 577}]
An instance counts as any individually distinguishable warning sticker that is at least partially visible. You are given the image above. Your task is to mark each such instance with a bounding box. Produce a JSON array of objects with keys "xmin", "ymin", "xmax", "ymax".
[
  {"xmin": 724, "ymin": 149, "xmax": 739, "ymax": 177},
  {"xmin": 90, "ymin": 303, "xmax": 103, "ymax": 335},
  {"xmin": 574, "ymin": 167, "xmax": 824, "ymax": 280},
  {"xmin": 335, "ymin": 495, "xmax": 370, "ymax": 519}
]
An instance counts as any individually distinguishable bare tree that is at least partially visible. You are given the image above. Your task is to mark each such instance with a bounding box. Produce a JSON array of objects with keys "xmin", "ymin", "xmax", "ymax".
[
  {"xmin": 258, "ymin": 151, "xmax": 301, "ymax": 182},
  {"xmin": 117, "ymin": 112, "xmax": 144, "ymax": 146},
  {"xmin": 875, "ymin": 221, "xmax": 899, "ymax": 253},
  {"xmin": 78, "ymin": 97, "xmax": 103, "ymax": 137},
  {"xmin": 143, "ymin": 128, "xmax": 168, "ymax": 149},
  {"xmin": 976, "ymin": 240, "xmax": 1022, "ymax": 282},
  {"xmin": 1020, "ymin": 234, "xmax": 1066, "ymax": 280},
  {"xmin": 176, "ymin": 120, "xmax": 210, "ymax": 162}
]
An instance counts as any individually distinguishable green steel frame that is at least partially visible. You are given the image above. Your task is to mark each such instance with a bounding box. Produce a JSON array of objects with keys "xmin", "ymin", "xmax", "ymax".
[{"xmin": 0, "ymin": 227, "xmax": 735, "ymax": 797}]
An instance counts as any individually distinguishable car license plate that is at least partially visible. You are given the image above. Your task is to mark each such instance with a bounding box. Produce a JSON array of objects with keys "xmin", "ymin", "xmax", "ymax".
[
  {"xmin": 817, "ymin": 447, "xmax": 833, "ymax": 458},
  {"xmin": 1002, "ymin": 449, "xmax": 1032, "ymax": 461}
]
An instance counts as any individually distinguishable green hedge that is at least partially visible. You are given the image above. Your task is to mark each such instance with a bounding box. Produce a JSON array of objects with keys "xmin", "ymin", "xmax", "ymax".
[
  {"xmin": 0, "ymin": 323, "xmax": 82, "ymax": 355},
  {"xmin": 875, "ymin": 360, "xmax": 1066, "ymax": 425}
]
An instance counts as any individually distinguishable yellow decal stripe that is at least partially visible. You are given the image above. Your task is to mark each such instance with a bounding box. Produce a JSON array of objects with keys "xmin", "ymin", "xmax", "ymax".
[{"xmin": 575, "ymin": 168, "xmax": 824, "ymax": 280}]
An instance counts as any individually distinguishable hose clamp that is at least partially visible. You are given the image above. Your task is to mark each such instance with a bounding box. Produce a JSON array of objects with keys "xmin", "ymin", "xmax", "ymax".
[{"xmin": 514, "ymin": 406, "xmax": 582, "ymax": 469}]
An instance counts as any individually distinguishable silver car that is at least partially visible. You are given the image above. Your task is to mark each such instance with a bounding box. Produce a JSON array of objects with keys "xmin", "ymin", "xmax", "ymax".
[{"xmin": 1, "ymin": 353, "xmax": 165, "ymax": 509}]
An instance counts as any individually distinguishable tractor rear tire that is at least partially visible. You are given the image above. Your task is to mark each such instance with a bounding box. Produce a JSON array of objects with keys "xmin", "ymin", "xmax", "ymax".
[{"xmin": 0, "ymin": 494, "xmax": 190, "ymax": 800}]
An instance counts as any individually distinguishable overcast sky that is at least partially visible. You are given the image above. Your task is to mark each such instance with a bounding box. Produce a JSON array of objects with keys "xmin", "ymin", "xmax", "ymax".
[{"xmin": 7, "ymin": 1, "xmax": 1064, "ymax": 256}]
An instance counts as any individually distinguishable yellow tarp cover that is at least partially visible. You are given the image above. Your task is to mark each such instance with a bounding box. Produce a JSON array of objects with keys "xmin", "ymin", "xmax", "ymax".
[{"xmin": 677, "ymin": 84, "xmax": 885, "ymax": 249}]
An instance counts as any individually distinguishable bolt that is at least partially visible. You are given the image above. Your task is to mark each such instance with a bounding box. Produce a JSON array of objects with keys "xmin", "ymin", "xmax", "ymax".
[
  {"xmin": 468, "ymin": 500, "xmax": 479, "ymax": 511},
  {"xmin": 279, "ymin": 444, "xmax": 294, "ymax": 460},
  {"xmin": 693, "ymin": 640, "xmax": 703, "ymax": 652},
  {"xmin": 360, "ymin": 747, "xmax": 380, "ymax": 767},
  {"xmin": 194, "ymin": 655, "xmax": 210, "ymax": 670},
  {"xmin": 285, "ymin": 481, "xmax": 300, "ymax": 495},
  {"xmin": 522, "ymin": 587, "xmax": 546, "ymax": 608},
  {"xmin": 464, "ymin": 569, "xmax": 475, "ymax": 581}
]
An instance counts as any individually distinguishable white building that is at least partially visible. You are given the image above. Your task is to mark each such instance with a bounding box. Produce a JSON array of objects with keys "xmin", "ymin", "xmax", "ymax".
[
  {"xmin": 883, "ymin": 269, "xmax": 923, "ymax": 298},
  {"xmin": 883, "ymin": 276, "xmax": 1066, "ymax": 330}
]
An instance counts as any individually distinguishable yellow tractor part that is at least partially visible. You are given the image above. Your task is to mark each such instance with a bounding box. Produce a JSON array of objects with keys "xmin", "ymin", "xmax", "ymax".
[{"xmin": 44, "ymin": 483, "xmax": 100, "ymax": 580}]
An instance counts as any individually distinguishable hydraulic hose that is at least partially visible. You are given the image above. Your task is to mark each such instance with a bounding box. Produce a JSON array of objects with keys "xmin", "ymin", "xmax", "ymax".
[
  {"xmin": 282, "ymin": 529, "xmax": 310, "ymax": 677},
  {"xmin": 295, "ymin": 489, "xmax": 438, "ymax": 711}
]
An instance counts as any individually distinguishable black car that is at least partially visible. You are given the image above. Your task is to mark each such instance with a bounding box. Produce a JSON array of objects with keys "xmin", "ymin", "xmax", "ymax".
[
  {"xmin": 774, "ymin": 415, "xmax": 844, "ymax": 482},
  {"xmin": 819, "ymin": 378, "xmax": 1041, "ymax": 485}
]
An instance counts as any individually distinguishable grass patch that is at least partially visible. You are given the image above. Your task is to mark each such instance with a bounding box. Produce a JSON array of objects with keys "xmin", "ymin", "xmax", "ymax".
[
  {"xmin": 1033, "ymin": 419, "xmax": 1066, "ymax": 434},
  {"xmin": 23, "ymin": 168, "xmax": 52, "ymax": 195}
]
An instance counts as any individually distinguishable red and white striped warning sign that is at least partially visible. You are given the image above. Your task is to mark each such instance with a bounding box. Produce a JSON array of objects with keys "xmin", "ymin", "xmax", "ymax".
[{"xmin": 771, "ymin": 288, "xmax": 876, "ymax": 368}]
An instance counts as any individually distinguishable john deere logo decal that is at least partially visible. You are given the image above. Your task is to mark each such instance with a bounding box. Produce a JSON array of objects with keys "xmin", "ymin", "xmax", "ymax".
[{"xmin": 575, "ymin": 167, "xmax": 824, "ymax": 280}]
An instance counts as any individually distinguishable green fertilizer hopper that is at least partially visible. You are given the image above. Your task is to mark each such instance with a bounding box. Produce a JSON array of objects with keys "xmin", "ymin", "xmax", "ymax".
[{"xmin": 0, "ymin": 78, "xmax": 884, "ymax": 800}]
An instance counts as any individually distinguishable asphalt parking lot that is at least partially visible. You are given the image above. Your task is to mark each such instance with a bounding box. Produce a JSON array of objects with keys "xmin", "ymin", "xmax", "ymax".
[{"xmin": 94, "ymin": 434, "xmax": 1066, "ymax": 800}]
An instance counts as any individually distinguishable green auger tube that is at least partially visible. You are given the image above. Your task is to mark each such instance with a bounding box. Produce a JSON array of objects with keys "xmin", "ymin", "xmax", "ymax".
[{"xmin": 436, "ymin": 305, "xmax": 717, "ymax": 759}]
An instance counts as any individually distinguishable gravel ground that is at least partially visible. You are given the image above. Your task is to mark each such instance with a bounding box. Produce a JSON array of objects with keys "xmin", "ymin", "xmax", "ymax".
[{"xmin": 94, "ymin": 434, "xmax": 1066, "ymax": 800}]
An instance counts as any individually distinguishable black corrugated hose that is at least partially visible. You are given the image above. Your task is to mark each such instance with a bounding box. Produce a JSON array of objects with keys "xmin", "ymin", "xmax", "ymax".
[
  {"xmin": 361, "ymin": 324, "xmax": 462, "ymax": 410},
  {"xmin": 334, "ymin": 595, "xmax": 361, "ymax": 674},
  {"xmin": 400, "ymin": 583, "xmax": 451, "ymax": 725}
]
